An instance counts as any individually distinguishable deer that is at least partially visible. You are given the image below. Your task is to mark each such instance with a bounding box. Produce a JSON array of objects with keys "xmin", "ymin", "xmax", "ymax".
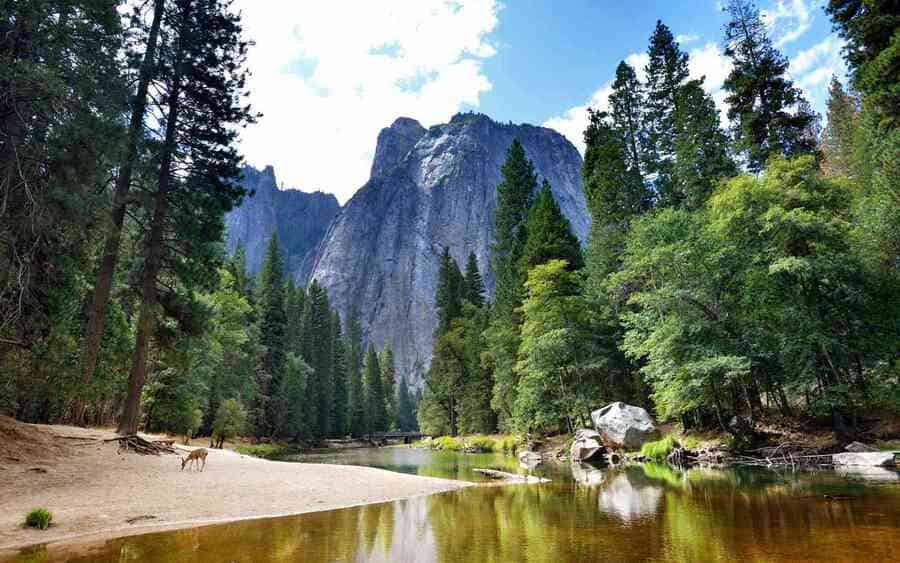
[{"xmin": 181, "ymin": 448, "xmax": 208, "ymax": 472}]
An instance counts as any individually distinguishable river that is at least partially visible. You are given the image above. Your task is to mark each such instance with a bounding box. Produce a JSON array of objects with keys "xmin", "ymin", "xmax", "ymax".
[{"xmin": 11, "ymin": 447, "xmax": 900, "ymax": 562}]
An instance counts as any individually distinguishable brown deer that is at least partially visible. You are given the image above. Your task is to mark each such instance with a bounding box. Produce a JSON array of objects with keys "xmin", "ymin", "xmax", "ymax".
[{"xmin": 181, "ymin": 448, "xmax": 208, "ymax": 472}]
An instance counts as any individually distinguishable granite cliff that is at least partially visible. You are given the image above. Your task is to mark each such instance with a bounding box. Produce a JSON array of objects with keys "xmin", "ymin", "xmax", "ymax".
[
  {"xmin": 309, "ymin": 113, "xmax": 590, "ymax": 383},
  {"xmin": 226, "ymin": 165, "xmax": 340, "ymax": 282}
]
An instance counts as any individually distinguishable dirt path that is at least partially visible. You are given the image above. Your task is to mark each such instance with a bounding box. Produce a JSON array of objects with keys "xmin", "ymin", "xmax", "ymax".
[{"xmin": 0, "ymin": 417, "xmax": 468, "ymax": 551}]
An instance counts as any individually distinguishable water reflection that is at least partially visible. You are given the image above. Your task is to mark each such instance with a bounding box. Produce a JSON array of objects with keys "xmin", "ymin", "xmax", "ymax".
[{"xmin": 6, "ymin": 452, "xmax": 900, "ymax": 563}]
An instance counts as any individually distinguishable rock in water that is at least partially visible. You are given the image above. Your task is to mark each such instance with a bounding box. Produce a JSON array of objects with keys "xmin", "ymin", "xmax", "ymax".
[
  {"xmin": 591, "ymin": 402, "xmax": 660, "ymax": 450},
  {"xmin": 844, "ymin": 441, "xmax": 878, "ymax": 453},
  {"xmin": 226, "ymin": 165, "xmax": 341, "ymax": 283},
  {"xmin": 571, "ymin": 429, "xmax": 606, "ymax": 462},
  {"xmin": 309, "ymin": 113, "xmax": 590, "ymax": 381},
  {"xmin": 832, "ymin": 452, "xmax": 898, "ymax": 467}
]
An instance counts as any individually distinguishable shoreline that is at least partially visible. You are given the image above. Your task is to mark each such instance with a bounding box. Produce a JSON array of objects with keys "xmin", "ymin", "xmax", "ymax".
[{"xmin": 0, "ymin": 419, "xmax": 471, "ymax": 554}]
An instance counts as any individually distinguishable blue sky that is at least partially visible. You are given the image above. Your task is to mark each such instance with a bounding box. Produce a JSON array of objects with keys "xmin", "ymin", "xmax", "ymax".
[{"xmin": 234, "ymin": 1, "xmax": 846, "ymax": 203}]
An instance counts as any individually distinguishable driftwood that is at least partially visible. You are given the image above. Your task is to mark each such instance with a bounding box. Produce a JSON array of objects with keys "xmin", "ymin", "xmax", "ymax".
[
  {"xmin": 473, "ymin": 468, "xmax": 550, "ymax": 484},
  {"xmin": 106, "ymin": 435, "xmax": 177, "ymax": 455}
]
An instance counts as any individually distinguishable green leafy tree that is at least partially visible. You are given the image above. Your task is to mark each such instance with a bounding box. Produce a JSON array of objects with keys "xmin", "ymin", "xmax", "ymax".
[
  {"xmin": 722, "ymin": 0, "xmax": 819, "ymax": 171},
  {"xmin": 211, "ymin": 398, "xmax": 247, "ymax": 449},
  {"xmin": 820, "ymin": 76, "xmax": 860, "ymax": 179},
  {"xmin": 514, "ymin": 260, "xmax": 595, "ymax": 434},
  {"xmin": 278, "ymin": 354, "xmax": 312, "ymax": 440}
]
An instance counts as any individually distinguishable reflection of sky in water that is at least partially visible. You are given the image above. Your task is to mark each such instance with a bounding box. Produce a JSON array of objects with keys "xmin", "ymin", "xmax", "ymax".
[{"xmin": 598, "ymin": 472, "xmax": 664, "ymax": 522}]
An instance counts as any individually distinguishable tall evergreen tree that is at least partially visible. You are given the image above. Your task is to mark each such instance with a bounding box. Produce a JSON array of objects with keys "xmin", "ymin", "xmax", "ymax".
[
  {"xmin": 643, "ymin": 20, "xmax": 690, "ymax": 204},
  {"xmin": 435, "ymin": 248, "xmax": 464, "ymax": 335},
  {"xmin": 302, "ymin": 280, "xmax": 333, "ymax": 438},
  {"xmin": 486, "ymin": 140, "xmax": 537, "ymax": 428},
  {"xmin": 257, "ymin": 235, "xmax": 287, "ymax": 436},
  {"xmin": 722, "ymin": 0, "xmax": 819, "ymax": 171},
  {"xmin": 364, "ymin": 344, "xmax": 388, "ymax": 433},
  {"xmin": 346, "ymin": 311, "xmax": 366, "ymax": 436},
  {"xmin": 331, "ymin": 312, "xmax": 349, "ymax": 436},
  {"xmin": 463, "ymin": 252, "xmax": 486, "ymax": 308},
  {"xmin": 672, "ymin": 79, "xmax": 737, "ymax": 208},
  {"xmin": 519, "ymin": 181, "xmax": 584, "ymax": 274},
  {"xmin": 609, "ymin": 61, "xmax": 646, "ymax": 181},
  {"xmin": 380, "ymin": 346, "xmax": 397, "ymax": 429},
  {"xmin": 490, "ymin": 140, "xmax": 537, "ymax": 317},
  {"xmin": 820, "ymin": 76, "xmax": 860, "ymax": 179},
  {"xmin": 284, "ymin": 278, "xmax": 305, "ymax": 355},
  {"xmin": 395, "ymin": 376, "xmax": 418, "ymax": 432},
  {"xmin": 117, "ymin": 0, "xmax": 256, "ymax": 435}
]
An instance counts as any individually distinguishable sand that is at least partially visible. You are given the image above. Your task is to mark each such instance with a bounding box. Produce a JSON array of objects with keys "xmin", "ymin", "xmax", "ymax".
[{"xmin": 0, "ymin": 417, "xmax": 468, "ymax": 551}]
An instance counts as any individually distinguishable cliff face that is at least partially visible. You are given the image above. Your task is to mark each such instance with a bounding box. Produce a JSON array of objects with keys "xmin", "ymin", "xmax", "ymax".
[
  {"xmin": 225, "ymin": 165, "xmax": 341, "ymax": 282},
  {"xmin": 309, "ymin": 113, "xmax": 590, "ymax": 383}
]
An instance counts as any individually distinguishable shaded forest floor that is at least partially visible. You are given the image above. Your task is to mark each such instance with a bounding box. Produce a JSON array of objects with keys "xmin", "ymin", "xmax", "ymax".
[{"xmin": 0, "ymin": 417, "xmax": 469, "ymax": 552}]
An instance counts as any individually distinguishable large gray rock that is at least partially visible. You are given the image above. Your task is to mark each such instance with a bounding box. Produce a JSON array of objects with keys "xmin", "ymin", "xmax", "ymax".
[
  {"xmin": 591, "ymin": 402, "xmax": 659, "ymax": 450},
  {"xmin": 226, "ymin": 165, "xmax": 341, "ymax": 283},
  {"xmin": 309, "ymin": 113, "xmax": 590, "ymax": 381},
  {"xmin": 832, "ymin": 452, "xmax": 898, "ymax": 467},
  {"xmin": 844, "ymin": 441, "xmax": 878, "ymax": 453}
]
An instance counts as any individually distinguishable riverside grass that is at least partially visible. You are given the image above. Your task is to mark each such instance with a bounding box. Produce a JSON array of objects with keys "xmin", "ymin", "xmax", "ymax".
[
  {"xmin": 640, "ymin": 436, "xmax": 680, "ymax": 461},
  {"xmin": 415, "ymin": 435, "xmax": 523, "ymax": 454},
  {"xmin": 25, "ymin": 508, "xmax": 52, "ymax": 530}
]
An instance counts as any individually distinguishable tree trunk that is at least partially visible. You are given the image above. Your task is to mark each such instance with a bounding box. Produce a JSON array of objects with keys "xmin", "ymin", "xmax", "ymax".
[
  {"xmin": 117, "ymin": 1, "xmax": 190, "ymax": 435},
  {"xmin": 78, "ymin": 0, "xmax": 165, "ymax": 423}
]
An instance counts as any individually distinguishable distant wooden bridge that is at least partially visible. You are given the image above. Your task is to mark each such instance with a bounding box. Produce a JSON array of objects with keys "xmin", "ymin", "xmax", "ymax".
[{"xmin": 366, "ymin": 432, "xmax": 426, "ymax": 445}]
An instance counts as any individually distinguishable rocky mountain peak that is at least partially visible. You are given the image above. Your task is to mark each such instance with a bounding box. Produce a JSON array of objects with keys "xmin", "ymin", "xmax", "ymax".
[{"xmin": 309, "ymin": 113, "xmax": 590, "ymax": 383}]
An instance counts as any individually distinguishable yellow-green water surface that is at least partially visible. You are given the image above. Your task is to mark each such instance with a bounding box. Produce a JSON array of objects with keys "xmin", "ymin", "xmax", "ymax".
[{"xmin": 8, "ymin": 448, "xmax": 900, "ymax": 562}]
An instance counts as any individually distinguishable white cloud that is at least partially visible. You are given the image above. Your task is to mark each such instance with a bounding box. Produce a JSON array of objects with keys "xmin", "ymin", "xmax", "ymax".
[
  {"xmin": 676, "ymin": 33, "xmax": 701, "ymax": 44},
  {"xmin": 544, "ymin": 43, "xmax": 732, "ymax": 153},
  {"xmin": 233, "ymin": 1, "xmax": 500, "ymax": 203},
  {"xmin": 789, "ymin": 34, "xmax": 847, "ymax": 110},
  {"xmin": 761, "ymin": 0, "xmax": 812, "ymax": 47}
]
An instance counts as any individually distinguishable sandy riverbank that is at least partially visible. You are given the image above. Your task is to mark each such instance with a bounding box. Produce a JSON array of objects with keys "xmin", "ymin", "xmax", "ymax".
[{"xmin": 0, "ymin": 417, "xmax": 469, "ymax": 552}]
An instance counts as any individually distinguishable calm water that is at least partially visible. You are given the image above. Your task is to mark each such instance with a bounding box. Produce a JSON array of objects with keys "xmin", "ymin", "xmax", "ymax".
[{"xmin": 8, "ymin": 448, "xmax": 900, "ymax": 562}]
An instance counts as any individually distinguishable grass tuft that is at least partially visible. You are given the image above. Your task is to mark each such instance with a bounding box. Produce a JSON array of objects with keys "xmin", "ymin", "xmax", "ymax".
[
  {"xmin": 640, "ymin": 436, "xmax": 680, "ymax": 461},
  {"xmin": 234, "ymin": 443, "xmax": 284, "ymax": 458},
  {"xmin": 25, "ymin": 508, "xmax": 52, "ymax": 530}
]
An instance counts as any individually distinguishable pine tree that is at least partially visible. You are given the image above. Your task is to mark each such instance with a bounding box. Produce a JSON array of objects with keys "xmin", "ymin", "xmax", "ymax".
[
  {"xmin": 117, "ymin": 0, "xmax": 257, "ymax": 435},
  {"xmin": 395, "ymin": 376, "xmax": 418, "ymax": 432},
  {"xmin": 463, "ymin": 252, "xmax": 486, "ymax": 308},
  {"xmin": 609, "ymin": 61, "xmax": 646, "ymax": 181},
  {"xmin": 435, "ymin": 247, "xmax": 464, "ymax": 335},
  {"xmin": 491, "ymin": 140, "xmax": 537, "ymax": 317},
  {"xmin": 519, "ymin": 180, "xmax": 584, "ymax": 274},
  {"xmin": 820, "ymin": 77, "xmax": 860, "ymax": 178},
  {"xmin": 284, "ymin": 278, "xmax": 305, "ymax": 356},
  {"xmin": 643, "ymin": 20, "xmax": 690, "ymax": 204},
  {"xmin": 487, "ymin": 139, "xmax": 537, "ymax": 428},
  {"xmin": 346, "ymin": 311, "xmax": 366, "ymax": 436},
  {"xmin": 258, "ymin": 235, "xmax": 287, "ymax": 436},
  {"xmin": 301, "ymin": 280, "xmax": 334, "ymax": 438},
  {"xmin": 672, "ymin": 79, "xmax": 737, "ymax": 208},
  {"xmin": 331, "ymin": 312, "xmax": 349, "ymax": 436},
  {"xmin": 722, "ymin": 0, "xmax": 819, "ymax": 171},
  {"xmin": 380, "ymin": 346, "xmax": 397, "ymax": 429},
  {"xmin": 364, "ymin": 344, "xmax": 388, "ymax": 433}
]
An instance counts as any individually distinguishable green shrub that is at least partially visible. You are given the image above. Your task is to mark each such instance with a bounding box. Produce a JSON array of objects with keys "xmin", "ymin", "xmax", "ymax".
[
  {"xmin": 491, "ymin": 435, "xmax": 523, "ymax": 454},
  {"xmin": 432, "ymin": 436, "xmax": 463, "ymax": 451},
  {"xmin": 234, "ymin": 443, "xmax": 284, "ymax": 458},
  {"xmin": 25, "ymin": 508, "xmax": 52, "ymax": 530},
  {"xmin": 466, "ymin": 436, "xmax": 495, "ymax": 452},
  {"xmin": 640, "ymin": 436, "xmax": 680, "ymax": 461}
]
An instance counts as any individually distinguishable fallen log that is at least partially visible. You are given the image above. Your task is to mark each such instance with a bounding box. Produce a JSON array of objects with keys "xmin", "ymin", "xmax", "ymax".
[
  {"xmin": 106, "ymin": 435, "xmax": 177, "ymax": 455},
  {"xmin": 473, "ymin": 468, "xmax": 550, "ymax": 484}
]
